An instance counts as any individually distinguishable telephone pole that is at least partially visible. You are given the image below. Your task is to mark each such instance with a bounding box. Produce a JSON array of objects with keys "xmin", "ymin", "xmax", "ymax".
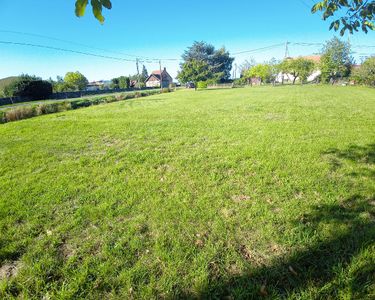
[
  {"xmin": 159, "ymin": 60, "xmax": 163, "ymax": 91},
  {"xmin": 136, "ymin": 58, "xmax": 140, "ymax": 89},
  {"xmin": 284, "ymin": 41, "xmax": 290, "ymax": 58}
]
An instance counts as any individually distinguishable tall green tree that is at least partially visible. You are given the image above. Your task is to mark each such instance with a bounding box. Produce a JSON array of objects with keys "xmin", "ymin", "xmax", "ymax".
[
  {"xmin": 64, "ymin": 71, "xmax": 89, "ymax": 91},
  {"xmin": 177, "ymin": 60, "xmax": 212, "ymax": 90},
  {"xmin": 320, "ymin": 37, "xmax": 352, "ymax": 83},
  {"xmin": 141, "ymin": 65, "xmax": 149, "ymax": 81},
  {"xmin": 312, "ymin": 0, "xmax": 375, "ymax": 35},
  {"xmin": 181, "ymin": 41, "xmax": 234, "ymax": 82}
]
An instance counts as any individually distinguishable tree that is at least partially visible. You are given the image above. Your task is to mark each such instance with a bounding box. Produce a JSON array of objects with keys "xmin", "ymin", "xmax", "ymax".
[
  {"xmin": 351, "ymin": 56, "xmax": 375, "ymax": 85},
  {"xmin": 181, "ymin": 41, "xmax": 234, "ymax": 82},
  {"xmin": 320, "ymin": 37, "xmax": 352, "ymax": 83},
  {"xmin": 267, "ymin": 58, "xmax": 281, "ymax": 85},
  {"xmin": 239, "ymin": 58, "xmax": 257, "ymax": 77},
  {"xmin": 141, "ymin": 65, "xmax": 149, "ymax": 81},
  {"xmin": 64, "ymin": 71, "xmax": 89, "ymax": 91},
  {"xmin": 280, "ymin": 58, "xmax": 315, "ymax": 84},
  {"xmin": 118, "ymin": 76, "xmax": 130, "ymax": 89},
  {"xmin": 177, "ymin": 60, "xmax": 212, "ymax": 90},
  {"xmin": 75, "ymin": 0, "xmax": 112, "ymax": 24},
  {"xmin": 312, "ymin": 0, "xmax": 375, "ymax": 35},
  {"xmin": 3, "ymin": 74, "xmax": 52, "ymax": 100},
  {"xmin": 244, "ymin": 64, "xmax": 271, "ymax": 84}
]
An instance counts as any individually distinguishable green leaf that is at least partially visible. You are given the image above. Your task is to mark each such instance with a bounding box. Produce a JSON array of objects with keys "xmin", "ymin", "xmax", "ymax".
[
  {"xmin": 75, "ymin": 0, "xmax": 88, "ymax": 17},
  {"xmin": 101, "ymin": 0, "xmax": 112, "ymax": 9},
  {"xmin": 91, "ymin": 0, "xmax": 105, "ymax": 24}
]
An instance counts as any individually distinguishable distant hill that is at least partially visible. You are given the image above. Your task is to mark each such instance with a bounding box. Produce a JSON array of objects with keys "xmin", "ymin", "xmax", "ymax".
[{"xmin": 0, "ymin": 76, "xmax": 19, "ymax": 96}]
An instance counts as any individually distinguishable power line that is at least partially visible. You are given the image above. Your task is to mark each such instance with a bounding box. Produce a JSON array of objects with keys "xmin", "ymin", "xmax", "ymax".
[
  {"xmin": 232, "ymin": 43, "xmax": 285, "ymax": 55},
  {"xmin": 0, "ymin": 40, "xmax": 137, "ymax": 62},
  {"xmin": 0, "ymin": 29, "xmax": 181, "ymax": 62}
]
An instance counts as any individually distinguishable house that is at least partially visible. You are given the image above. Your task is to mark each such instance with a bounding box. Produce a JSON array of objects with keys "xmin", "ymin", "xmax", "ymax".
[
  {"xmin": 86, "ymin": 80, "xmax": 111, "ymax": 91},
  {"xmin": 145, "ymin": 68, "xmax": 173, "ymax": 88}
]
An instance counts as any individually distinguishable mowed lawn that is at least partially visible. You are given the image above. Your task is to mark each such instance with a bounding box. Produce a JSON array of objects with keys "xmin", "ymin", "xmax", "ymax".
[{"xmin": 0, "ymin": 86, "xmax": 374, "ymax": 299}]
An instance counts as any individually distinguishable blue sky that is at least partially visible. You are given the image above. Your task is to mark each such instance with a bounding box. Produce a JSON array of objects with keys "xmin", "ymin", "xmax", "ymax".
[{"xmin": 0, "ymin": 0, "xmax": 374, "ymax": 81}]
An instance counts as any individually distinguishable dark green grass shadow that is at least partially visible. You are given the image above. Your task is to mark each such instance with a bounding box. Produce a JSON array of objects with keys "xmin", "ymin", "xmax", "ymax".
[{"xmin": 180, "ymin": 144, "xmax": 375, "ymax": 299}]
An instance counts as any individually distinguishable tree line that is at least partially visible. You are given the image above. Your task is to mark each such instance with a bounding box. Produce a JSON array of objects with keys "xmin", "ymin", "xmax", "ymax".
[
  {"xmin": 1, "ymin": 66, "xmax": 150, "ymax": 100},
  {"xmin": 177, "ymin": 38, "xmax": 375, "ymax": 88}
]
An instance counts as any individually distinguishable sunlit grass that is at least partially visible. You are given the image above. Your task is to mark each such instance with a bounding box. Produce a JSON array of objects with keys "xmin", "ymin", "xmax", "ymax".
[{"xmin": 0, "ymin": 85, "xmax": 374, "ymax": 299}]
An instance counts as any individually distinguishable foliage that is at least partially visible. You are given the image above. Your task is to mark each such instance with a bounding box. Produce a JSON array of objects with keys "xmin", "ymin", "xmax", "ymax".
[
  {"xmin": 0, "ymin": 76, "xmax": 19, "ymax": 96},
  {"xmin": 280, "ymin": 58, "xmax": 316, "ymax": 84},
  {"xmin": 244, "ymin": 64, "xmax": 271, "ymax": 83},
  {"xmin": 238, "ymin": 58, "xmax": 257, "ymax": 77},
  {"xmin": 111, "ymin": 76, "xmax": 130, "ymax": 89},
  {"xmin": 312, "ymin": 0, "xmax": 375, "ymax": 35},
  {"xmin": 320, "ymin": 37, "xmax": 353, "ymax": 83},
  {"xmin": 177, "ymin": 59, "xmax": 213, "ymax": 89},
  {"xmin": 351, "ymin": 56, "xmax": 375, "ymax": 85},
  {"xmin": 1, "ymin": 86, "xmax": 375, "ymax": 298},
  {"xmin": 141, "ymin": 65, "xmax": 149, "ymax": 81},
  {"xmin": 75, "ymin": 0, "xmax": 112, "ymax": 23},
  {"xmin": 196, "ymin": 81, "xmax": 208, "ymax": 89},
  {"xmin": 3, "ymin": 74, "xmax": 53, "ymax": 99},
  {"xmin": 181, "ymin": 41, "xmax": 234, "ymax": 82},
  {"xmin": 64, "ymin": 71, "xmax": 89, "ymax": 91}
]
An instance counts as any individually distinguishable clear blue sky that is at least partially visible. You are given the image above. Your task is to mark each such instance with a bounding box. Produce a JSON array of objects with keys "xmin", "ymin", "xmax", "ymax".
[{"xmin": 0, "ymin": 0, "xmax": 374, "ymax": 81}]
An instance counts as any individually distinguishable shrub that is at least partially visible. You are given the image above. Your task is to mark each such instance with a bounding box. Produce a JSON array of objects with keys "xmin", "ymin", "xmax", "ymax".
[
  {"xmin": 70, "ymin": 99, "xmax": 92, "ymax": 109},
  {"xmin": 351, "ymin": 57, "xmax": 375, "ymax": 86},
  {"xmin": 4, "ymin": 75, "xmax": 52, "ymax": 100},
  {"xmin": 162, "ymin": 88, "xmax": 171, "ymax": 93},
  {"xmin": 0, "ymin": 111, "xmax": 5, "ymax": 124},
  {"xmin": 5, "ymin": 107, "xmax": 35, "ymax": 122},
  {"xmin": 197, "ymin": 81, "xmax": 208, "ymax": 89}
]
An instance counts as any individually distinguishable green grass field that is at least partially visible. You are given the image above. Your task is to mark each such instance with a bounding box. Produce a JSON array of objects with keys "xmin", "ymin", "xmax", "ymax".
[{"xmin": 0, "ymin": 86, "xmax": 374, "ymax": 299}]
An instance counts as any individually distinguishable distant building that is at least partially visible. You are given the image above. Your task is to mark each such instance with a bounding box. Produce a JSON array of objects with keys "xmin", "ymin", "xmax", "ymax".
[
  {"xmin": 145, "ymin": 68, "xmax": 173, "ymax": 88},
  {"xmin": 86, "ymin": 80, "xmax": 111, "ymax": 91}
]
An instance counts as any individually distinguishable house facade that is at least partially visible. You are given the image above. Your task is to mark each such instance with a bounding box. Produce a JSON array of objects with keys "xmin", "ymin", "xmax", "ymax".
[{"xmin": 145, "ymin": 68, "xmax": 173, "ymax": 88}]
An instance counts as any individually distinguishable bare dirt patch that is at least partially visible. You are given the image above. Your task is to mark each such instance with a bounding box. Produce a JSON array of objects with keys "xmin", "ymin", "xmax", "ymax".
[{"xmin": 0, "ymin": 261, "xmax": 22, "ymax": 280}]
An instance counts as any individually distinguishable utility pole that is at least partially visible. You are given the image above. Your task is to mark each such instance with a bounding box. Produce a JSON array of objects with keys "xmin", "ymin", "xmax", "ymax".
[
  {"xmin": 136, "ymin": 58, "xmax": 140, "ymax": 89},
  {"xmin": 284, "ymin": 41, "xmax": 290, "ymax": 58},
  {"xmin": 159, "ymin": 60, "xmax": 163, "ymax": 91}
]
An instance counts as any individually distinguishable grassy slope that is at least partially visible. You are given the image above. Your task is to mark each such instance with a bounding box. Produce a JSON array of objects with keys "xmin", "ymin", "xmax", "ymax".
[
  {"xmin": 0, "ymin": 86, "xmax": 374, "ymax": 299},
  {"xmin": 0, "ymin": 77, "xmax": 18, "ymax": 95}
]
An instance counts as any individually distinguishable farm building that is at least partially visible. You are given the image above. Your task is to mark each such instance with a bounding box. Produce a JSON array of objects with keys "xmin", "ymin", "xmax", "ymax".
[{"xmin": 145, "ymin": 68, "xmax": 173, "ymax": 88}]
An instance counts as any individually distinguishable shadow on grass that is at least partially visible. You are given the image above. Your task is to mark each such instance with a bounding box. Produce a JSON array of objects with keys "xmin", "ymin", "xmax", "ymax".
[{"xmin": 181, "ymin": 144, "xmax": 375, "ymax": 299}]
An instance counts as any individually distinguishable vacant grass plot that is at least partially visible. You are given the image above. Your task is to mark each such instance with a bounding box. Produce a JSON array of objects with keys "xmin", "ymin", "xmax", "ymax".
[{"xmin": 0, "ymin": 86, "xmax": 374, "ymax": 299}]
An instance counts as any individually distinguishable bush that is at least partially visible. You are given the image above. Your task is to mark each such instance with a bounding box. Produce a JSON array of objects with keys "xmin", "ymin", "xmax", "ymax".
[
  {"xmin": 0, "ymin": 111, "xmax": 5, "ymax": 124},
  {"xmin": 5, "ymin": 107, "xmax": 35, "ymax": 122},
  {"xmin": 70, "ymin": 99, "xmax": 92, "ymax": 109},
  {"xmin": 161, "ymin": 88, "xmax": 171, "ymax": 93},
  {"xmin": 197, "ymin": 81, "xmax": 208, "ymax": 89},
  {"xmin": 4, "ymin": 75, "xmax": 52, "ymax": 100},
  {"xmin": 351, "ymin": 57, "xmax": 375, "ymax": 86}
]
